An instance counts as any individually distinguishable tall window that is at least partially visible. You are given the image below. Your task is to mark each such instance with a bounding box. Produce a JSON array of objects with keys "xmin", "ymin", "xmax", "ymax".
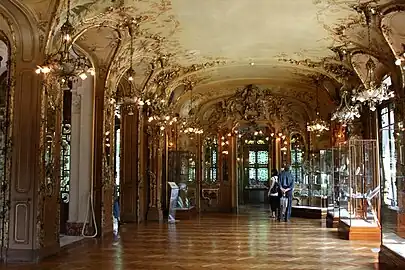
[
  {"xmin": 248, "ymin": 150, "xmax": 269, "ymax": 182},
  {"xmin": 204, "ymin": 139, "xmax": 218, "ymax": 183},
  {"xmin": 381, "ymin": 102, "xmax": 396, "ymax": 206},
  {"xmin": 189, "ymin": 157, "xmax": 196, "ymax": 182},
  {"xmin": 291, "ymin": 134, "xmax": 305, "ymax": 184}
]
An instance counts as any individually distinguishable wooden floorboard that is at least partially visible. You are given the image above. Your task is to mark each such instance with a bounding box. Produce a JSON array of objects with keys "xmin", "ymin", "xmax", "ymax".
[{"xmin": 0, "ymin": 210, "xmax": 381, "ymax": 270}]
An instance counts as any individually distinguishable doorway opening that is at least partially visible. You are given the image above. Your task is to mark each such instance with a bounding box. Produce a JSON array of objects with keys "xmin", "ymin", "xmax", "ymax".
[{"xmin": 237, "ymin": 126, "xmax": 275, "ymax": 210}]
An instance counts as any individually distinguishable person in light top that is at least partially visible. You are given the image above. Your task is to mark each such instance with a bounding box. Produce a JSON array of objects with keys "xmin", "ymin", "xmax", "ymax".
[{"xmin": 268, "ymin": 169, "xmax": 280, "ymax": 218}]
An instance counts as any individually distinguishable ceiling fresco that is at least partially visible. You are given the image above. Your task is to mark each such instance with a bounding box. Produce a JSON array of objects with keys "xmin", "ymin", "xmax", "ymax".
[{"xmin": 13, "ymin": 0, "xmax": 405, "ymax": 126}]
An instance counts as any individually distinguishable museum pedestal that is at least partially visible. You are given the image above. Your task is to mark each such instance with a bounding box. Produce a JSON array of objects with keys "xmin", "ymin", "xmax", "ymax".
[
  {"xmin": 326, "ymin": 211, "xmax": 339, "ymax": 228},
  {"xmin": 379, "ymin": 245, "xmax": 405, "ymax": 268},
  {"xmin": 176, "ymin": 206, "xmax": 198, "ymax": 220},
  {"xmin": 292, "ymin": 206, "xmax": 327, "ymax": 219},
  {"xmin": 338, "ymin": 219, "xmax": 380, "ymax": 240},
  {"xmin": 244, "ymin": 188, "xmax": 267, "ymax": 204}
]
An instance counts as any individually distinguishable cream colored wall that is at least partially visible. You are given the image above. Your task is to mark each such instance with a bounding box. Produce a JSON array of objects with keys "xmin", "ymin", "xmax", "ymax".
[{"xmin": 68, "ymin": 77, "xmax": 94, "ymax": 223}]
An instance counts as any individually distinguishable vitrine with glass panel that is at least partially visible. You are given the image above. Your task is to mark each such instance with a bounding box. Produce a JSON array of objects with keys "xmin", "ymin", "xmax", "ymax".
[
  {"xmin": 290, "ymin": 134, "xmax": 308, "ymax": 204},
  {"xmin": 336, "ymin": 139, "xmax": 380, "ymax": 238},
  {"xmin": 326, "ymin": 146, "xmax": 343, "ymax": 227},
  {"xmin": 296, "ymin": 149, "xmax": 332, "ymax": 208},
  {"xmin": 168, "ymin": 150, "xmax": 196, "ymax": 210},
  {"xmin": 308, "ymin": 150, "xmax": 332, "ymax": 208},
  {"xmin": 380, "ymin": 123, "xmax": 405, "ymax": 261}
]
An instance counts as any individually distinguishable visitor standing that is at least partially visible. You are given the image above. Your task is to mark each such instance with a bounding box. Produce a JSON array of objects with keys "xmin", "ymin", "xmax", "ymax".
[
  {"xmin": 268, "ymin": 169, "xmax": 280, "ymax": 218},
  {"xmin": 278, "ymin": 164, "xmax": 294, "ymax": 222}
]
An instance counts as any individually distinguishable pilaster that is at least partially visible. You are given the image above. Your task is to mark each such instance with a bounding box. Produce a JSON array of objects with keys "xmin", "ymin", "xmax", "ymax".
[
  {"xmin": 138, "ymin": 109, "xmax": 147, "ymax": 223},
  {"xmin": 120, "ymin": 106, "xmax": 139, "ymax": 223},
  {"xmin": 146, "ymin": 127, "xmax": 163, "ymax": 221},
  {"xmin": 230, "ymin": 135, "xmax": 237, "ymax": 211}
]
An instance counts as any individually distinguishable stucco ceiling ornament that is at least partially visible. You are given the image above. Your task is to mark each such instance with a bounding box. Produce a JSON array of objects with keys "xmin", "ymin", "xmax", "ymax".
[
  {"xmin": 35, "ymin": 0, "xmax": 95, "ymax": 88},
  {"xmin": 201, "ymin": 84, "xmax": 304, "ymax": 133}
]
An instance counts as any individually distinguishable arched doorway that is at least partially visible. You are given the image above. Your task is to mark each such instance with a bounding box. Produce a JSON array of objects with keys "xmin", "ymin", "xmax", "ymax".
[{"xmin": 0, "ymin": 34, "xmax": 11, "ymax": 261}]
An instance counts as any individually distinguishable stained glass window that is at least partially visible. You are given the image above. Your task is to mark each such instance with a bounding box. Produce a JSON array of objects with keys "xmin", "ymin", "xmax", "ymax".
[
  {"xmin": 257, "ymin": 168, "xmax": 268, "ymax": 181},
  {"xmin": 291, "ymin": 134, "xmax": 305, "ymax": 184},
  {"xmin": 249, "ymin": 168, "xmax": 256, "ymax": 180},
  {"xmin": 249, "ymin": 151, "xmax": 256, "ymax": 165},
  {"xmin": 212, "ymin": 150, "xmax": 217, "ymax": 164},
  {"xmin": 247, "ymin": 150, "xmax": 269, "ymax": 182},
  {"xmin": 211, "ymin": 168, "xmax": 217, "ymax": 180},
  {"xmin": 204, "ymin": 142, "xmax": 218, "ymax": 183},
  {"xmin": 257, "ymin": 151, "xmax": 268, "ymax": 165}
]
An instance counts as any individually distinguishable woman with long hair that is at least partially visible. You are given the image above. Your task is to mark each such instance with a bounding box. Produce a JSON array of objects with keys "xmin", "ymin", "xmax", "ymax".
[{"xmin": 268, "ymin": 169, "xmax": 280, "ymax": 218}]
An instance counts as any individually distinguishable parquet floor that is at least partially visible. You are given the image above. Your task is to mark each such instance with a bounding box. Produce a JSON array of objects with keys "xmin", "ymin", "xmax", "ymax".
[{"xmin": 1, "ymin": 209, "xmax": 381, "ymax": 270}]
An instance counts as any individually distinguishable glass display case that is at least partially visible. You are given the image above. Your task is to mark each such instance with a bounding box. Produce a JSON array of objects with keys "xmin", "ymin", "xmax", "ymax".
[
  {"xmin": 337, "ymin": 139, "xmax": 380, "ymax": 238},
  {"xmin": 168, "ymin": 150, "xmax": 197, "ymax": 211},
  {"xmin": 294, "ymin": 149, "xmax": 332, "ymax": 208},
  {"xmin": 326, "ymin": 146, "xmax": 344, "ymax": 227},
  {"xmin": 176, "ymin": 182, "xmax": 196, "ymax": 210},
  {"xmin": 380, "ymin": 126, "xmax": 405, "ymax": 262}
]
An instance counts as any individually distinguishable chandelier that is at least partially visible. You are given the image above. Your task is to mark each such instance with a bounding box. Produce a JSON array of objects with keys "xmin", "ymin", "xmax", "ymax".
[
  {"xmin": 35, "ymin": 0, "xmax": 93, "ymax": 86},
  {"xmin": 307, "ymin": 79, "xmax": 329, "ymax": 136},
  {"xmin": 352, "ymin": 58, "xmax": 394, "ymax": 111},
  {"xmin": 351, "ymin": 7, "xmax": 394, "ymax": 111},
  {"xmin": 331, "ymin": 90, "xmax": 361, "ymax": 126},
  {"xmin": 179, "ymin": 87, "xmax": 203, "ymax": 135},
  {"xmin": 180, "ymin": 119, "xmax": 203, "ymax": 134}
]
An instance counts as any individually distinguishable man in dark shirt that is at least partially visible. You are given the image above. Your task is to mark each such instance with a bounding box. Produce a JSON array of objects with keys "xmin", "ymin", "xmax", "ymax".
[{"xmin": 278, "ymin": 164, "xmax": 294, "ymax": 222}]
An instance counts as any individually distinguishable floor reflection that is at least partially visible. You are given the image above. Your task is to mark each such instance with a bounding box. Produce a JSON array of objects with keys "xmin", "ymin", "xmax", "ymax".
[{"xmin": 0, "ymin": 210, "xmax": 381, "ymax": 270}]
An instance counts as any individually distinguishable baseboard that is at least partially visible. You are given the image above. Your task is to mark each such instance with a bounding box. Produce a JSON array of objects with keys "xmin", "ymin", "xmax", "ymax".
[{"xmin": 5, "ymin": 242, "xmax": 60, "ymax": 263}]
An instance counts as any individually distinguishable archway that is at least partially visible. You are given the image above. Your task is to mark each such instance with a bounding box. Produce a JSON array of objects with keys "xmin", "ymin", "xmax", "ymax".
[{"xmin": 0, "ymin": 33, "xmax": 11, "ymax": 262}]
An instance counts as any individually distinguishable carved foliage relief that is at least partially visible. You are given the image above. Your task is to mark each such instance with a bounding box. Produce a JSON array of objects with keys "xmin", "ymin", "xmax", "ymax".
[{"xmin": 204, "ymin": 84, "xmax": 309, "ymax": 133}]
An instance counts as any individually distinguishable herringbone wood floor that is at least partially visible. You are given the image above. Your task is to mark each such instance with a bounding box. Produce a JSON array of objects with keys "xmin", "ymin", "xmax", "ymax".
[{"xmin": 2, "ymin": 210, "xmax": 381, "ymax": 270}]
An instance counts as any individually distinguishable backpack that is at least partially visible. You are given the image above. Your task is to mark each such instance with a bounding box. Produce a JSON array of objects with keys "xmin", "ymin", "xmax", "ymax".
[{"xmin": 270, "ymin": 181, "xmax": 279, "ymax": 194}]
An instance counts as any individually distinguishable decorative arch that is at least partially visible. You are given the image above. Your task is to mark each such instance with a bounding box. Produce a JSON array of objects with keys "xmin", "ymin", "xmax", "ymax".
[{"xmin": 0, "ymin": 0, "xmax": 48, "ymax": 260}]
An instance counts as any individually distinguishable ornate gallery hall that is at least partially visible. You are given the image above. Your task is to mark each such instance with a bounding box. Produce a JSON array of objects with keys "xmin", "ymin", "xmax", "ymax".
[{"xmin": 0, "ymin": 0, "xmax": 405, "ymax": 269}]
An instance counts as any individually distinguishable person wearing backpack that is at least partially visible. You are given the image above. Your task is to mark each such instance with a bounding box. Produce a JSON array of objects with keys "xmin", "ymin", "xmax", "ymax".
[{"xmin": 268, "ymin": 169, "xmax": 280, "ymax": 218}]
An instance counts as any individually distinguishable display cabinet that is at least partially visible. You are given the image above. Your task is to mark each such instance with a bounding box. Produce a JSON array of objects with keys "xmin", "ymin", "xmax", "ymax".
[
  {"xmin": 293, "ymin": 150, "xmax": 332, "ymax": 207},
  {"xmin": 168, "ymin": 150, "xmax": 197, "ymax": 219},
  {"xmin": 176, "ymin": 182, "xmax": 196, "ymax": 210},
  {"xmin": 336, "ymin": 139, "xmax": 380, "ymax": 240},
  {"xmin": 326, "ymin": 146, "xmax": 344, "ymax": 227},
  {"xmin": 379, "ymin": 127, "xmax": 405, "ymax": 266},
  {"xmin": 292, "ymin": 149, "xmax": 332, "ymax": 218}
]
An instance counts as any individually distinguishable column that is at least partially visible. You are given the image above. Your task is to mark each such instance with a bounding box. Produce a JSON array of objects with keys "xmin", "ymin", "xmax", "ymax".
[
  {"xmin": 92, "ymin": 68, "xmax": 107, "ymax": 236},
  {"xmin": 275, "ymin": 137, "xmax": 281, "ymax": 170},
  {"xmin": 196, "ymin": 134, "xmax": 202, "ymax": 211},
  {"xmin": 230, "ymin": 135, "xmax": 238, "ymax": 212},
  {"xmin": 147, "ymin": 128, "xmax": 163, "ymax": 222},
  {"xmin": 120, "ymin": 105, "xmax": 139, "ymax": 222},
  {"xmin": 138, "ymin": 109, "xmax": 148, "ymax": 223}
]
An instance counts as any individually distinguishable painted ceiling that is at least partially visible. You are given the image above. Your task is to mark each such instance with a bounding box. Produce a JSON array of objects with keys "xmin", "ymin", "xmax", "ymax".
[{"xmin": 18, "ymin": 0, "xmax": 405, "ymax": 123}]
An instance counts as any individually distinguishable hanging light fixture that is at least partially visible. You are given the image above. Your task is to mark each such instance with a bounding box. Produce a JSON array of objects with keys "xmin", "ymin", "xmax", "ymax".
[
  {"xmin": 307, "ymin": 79, "xmax": 329, "ymax": 136},
  {"xmin": 35, "ymin": 0, "xmax": 93, "ymax": 86},
  {"xmin": 331, "ymin": 90, "xmax": 361, "ymax": 126},
  {"xmin": 352, "ymin": 6, "xmax": 394, "ymax": 111},
  {"xmin": 180, "ymin": 86, "xmax": 203, "ymax": 134}
]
